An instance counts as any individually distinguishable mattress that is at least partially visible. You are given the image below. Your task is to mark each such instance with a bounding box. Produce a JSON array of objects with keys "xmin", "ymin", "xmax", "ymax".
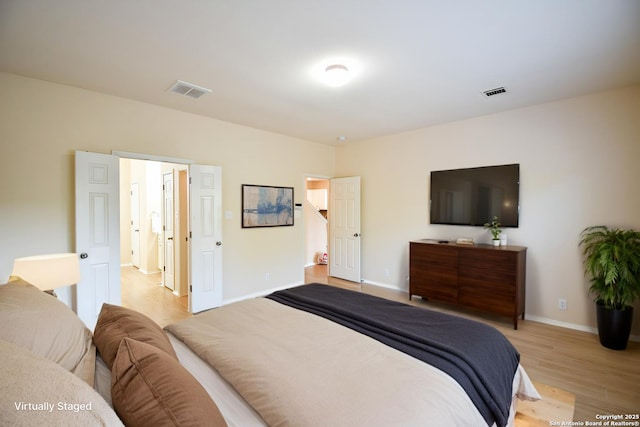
[{"xmin": 165, "ymin": 286, "xmax": 540, "ymax": 427}]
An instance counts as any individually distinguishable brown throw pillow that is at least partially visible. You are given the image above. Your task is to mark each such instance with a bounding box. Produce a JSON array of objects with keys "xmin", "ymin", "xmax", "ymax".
[
  {"xmin": 111, "ymin": 338, "xmax": 228, "ymax": 427},
  {"xmin": 93, "ymin": 303, "xmax": 177, "ymax": 370}
]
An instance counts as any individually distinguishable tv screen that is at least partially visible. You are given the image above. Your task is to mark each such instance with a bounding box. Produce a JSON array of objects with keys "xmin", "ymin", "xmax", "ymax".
[{"xmin": 429, "ymin": 164, "xmax": 519, "ymax": 227}]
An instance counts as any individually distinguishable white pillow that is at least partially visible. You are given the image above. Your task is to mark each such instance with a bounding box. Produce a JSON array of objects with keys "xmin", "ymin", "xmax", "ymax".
[
  {"xmin": 0, "ymin": 339, "xmax": 123, "ymax": 426},
  {"xmin": 0, "ymin": 280, "xmax": 96, "ymax": 385}
]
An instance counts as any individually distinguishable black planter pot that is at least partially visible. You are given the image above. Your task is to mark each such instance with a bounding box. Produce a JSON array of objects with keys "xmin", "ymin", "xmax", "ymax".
[{"xmin": 596, "ymin": 301, "xmax": 634, "ymax": 350}]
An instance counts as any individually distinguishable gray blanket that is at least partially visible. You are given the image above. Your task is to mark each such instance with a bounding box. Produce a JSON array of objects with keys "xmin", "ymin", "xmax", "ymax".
[{"xmin": 266, "ymin": 283, "xmax": 520, "ymax": 427}]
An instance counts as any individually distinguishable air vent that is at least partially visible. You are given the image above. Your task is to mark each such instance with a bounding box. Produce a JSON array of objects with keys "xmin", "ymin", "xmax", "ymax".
[
  {"xmin": 168, "ymin": 80, "xmax": 211, "ymax": 99},
  {"xmin": 483, "ymin": 86, "xmax": 507, "ymax": 97}
]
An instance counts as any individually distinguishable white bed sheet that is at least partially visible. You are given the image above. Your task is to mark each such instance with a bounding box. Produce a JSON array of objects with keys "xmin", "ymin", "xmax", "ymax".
[
  {"xmin": 94, "ymin": 353, "xmax": 112, "ymax": 407},
  {"xmin": 168, "ymin": 333, "xmax": 267, "ymax": 427}
]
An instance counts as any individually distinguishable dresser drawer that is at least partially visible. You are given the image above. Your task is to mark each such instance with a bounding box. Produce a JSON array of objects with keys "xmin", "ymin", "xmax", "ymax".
[{"xmin": 409, "ymin": 241, "xmax": 526, "ymax": 329}]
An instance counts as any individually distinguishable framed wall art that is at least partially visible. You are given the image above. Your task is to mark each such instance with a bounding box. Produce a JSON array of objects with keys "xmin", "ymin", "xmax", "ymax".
[{"xmin": 241, "ymin": 184, "xmax": 294, "ymax": 228}]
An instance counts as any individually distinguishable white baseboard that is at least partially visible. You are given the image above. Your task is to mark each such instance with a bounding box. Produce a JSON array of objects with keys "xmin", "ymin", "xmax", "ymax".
[
  {"xmin": 524, "ymin": 314, "xmax": 597, "ymax": 334},
  {"xmin": 120, "ymin": 263, "xmax": 161, "ymax": 275},
  {"xmin": 222, "ymin": 281, "xmax": 304, "ymax": 306},
  {"xmin": 362, "ymin": 279, "xmax": 406, "ymax": 292},
  {"xmin": 525, "ymin": 314, "xmax": 640, "ymax": 342},
  {"xmin": 139, "ymin": 268, "xmax": 161, "ymax": 275}
]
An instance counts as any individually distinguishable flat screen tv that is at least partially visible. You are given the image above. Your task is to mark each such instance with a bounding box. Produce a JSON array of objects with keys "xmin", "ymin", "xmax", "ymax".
[{"xmin": 429, "ymin": 164, "xmax": 520, "ymax": 227}]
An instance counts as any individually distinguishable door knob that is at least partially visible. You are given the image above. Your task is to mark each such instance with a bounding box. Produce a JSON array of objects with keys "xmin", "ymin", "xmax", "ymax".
[
  {"xmin": 216, "ymin": 241, "xmax": 222, "ymax": 246},
  {"xmin": 80, "ymin": 253, "xmax": 88, "ymax": 259},
  {"xmin": 167, "ymin": 237, "xmax": 173, "ymax": 240},
  {"xmin": 353, "ymin": 233, "xmax": 360, "ymax": 237}
]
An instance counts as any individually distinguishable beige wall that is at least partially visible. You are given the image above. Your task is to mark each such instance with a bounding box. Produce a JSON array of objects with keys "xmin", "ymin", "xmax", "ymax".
[
  {"xmin": 335, "ymin": 85, "xmax": 640, "ymax": 335},
  {"xmin": 2, "ymin": 71, "xmax": 639, "ymax": 336},
  {"xmin": 0, "ymin": 72, "xmax": 335, "ymax": 302}
]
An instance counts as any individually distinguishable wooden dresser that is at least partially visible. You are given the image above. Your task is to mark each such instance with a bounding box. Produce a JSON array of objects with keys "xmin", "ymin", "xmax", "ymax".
[{"xmin": 409, "ymin": 239, "xmax": 527, "ymax": 329}]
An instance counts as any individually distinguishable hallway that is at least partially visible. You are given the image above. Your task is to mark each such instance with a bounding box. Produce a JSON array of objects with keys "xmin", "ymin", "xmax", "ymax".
[
  {"xmin": 120, "ymin": 264, "xmax": 348, "ymax": 326},
  {"xmin": 121, "ymin": 265, "xmax": 190, "ymax": 327}
]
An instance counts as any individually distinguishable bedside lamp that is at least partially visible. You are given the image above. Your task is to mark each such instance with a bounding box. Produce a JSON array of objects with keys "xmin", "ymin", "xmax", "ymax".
[{"xmin": 11, "ymin": 253, "xmax": 81, "ymax": 297}]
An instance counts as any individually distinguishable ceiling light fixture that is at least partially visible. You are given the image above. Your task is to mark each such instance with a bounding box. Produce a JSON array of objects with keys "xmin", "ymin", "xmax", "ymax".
[{"xmin": 324, "ymin": 64, "xmax": 350, "ymax": 87}]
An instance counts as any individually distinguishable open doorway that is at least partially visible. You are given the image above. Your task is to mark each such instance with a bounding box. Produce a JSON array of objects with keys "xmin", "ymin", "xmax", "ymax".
[
  {"xmin": 75, "ymin": 151, "xmax": 222, "ymax": 328},
  {"xmin": 119, "ymin": 158, "xmax": 189, "ymax": 317},
  {"xmin": 304, "ymin": 177, "xmax": 330, "ymax": 282}
]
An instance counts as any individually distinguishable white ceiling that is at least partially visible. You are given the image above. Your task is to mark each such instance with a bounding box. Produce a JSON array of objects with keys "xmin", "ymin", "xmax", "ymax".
[{"xmin": 1, "ymin": 1, "xmax": 639, "ymax": 145}]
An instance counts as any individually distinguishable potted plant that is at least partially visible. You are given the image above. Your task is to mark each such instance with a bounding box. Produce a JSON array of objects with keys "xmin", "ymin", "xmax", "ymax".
[
  {"xmin": 484, "ymin": 216, "xmax": 501, "ymax": 246},
  {"xmin": 579, "ymin": 225, "xmax": 640, "ymax": 350}
]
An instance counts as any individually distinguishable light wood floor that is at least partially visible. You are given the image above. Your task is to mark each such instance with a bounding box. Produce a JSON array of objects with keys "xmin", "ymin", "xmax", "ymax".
[
  {"xmin": 120, "ymin": 265, "xmax": 190, "ymax": 327},
  {"xmin": 122, "ymin": 264, "xmax": 639, "ymax": 424}
]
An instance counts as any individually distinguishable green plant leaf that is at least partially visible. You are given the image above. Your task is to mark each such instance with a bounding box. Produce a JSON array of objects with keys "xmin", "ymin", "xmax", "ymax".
[{"xmin": 579, "ymin": 226, "xmax": 640, "ymax": 309}]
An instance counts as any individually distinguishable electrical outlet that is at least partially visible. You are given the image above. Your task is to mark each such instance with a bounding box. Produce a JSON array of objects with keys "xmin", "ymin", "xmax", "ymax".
[
  {"xmin": 384, "ymin": 268, "xmax": 390, "ymax": 277},
  {"xmin": 265, "ymin": 273, "xmax": 271, "ymax": 281},
  {"xmin": 558, "ymin": 298, "xmax": 567, "ymax": 310}
]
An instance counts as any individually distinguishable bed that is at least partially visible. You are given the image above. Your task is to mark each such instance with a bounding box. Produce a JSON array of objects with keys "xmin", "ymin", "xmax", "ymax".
[{"xmin": 0, "ymin": 279, "xmax": 539, "ymax": 427}]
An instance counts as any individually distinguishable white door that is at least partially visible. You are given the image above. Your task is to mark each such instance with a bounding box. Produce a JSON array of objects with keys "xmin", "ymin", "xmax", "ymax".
[
  {"xmin": 189, "ymin": 165, "xmax": 223, "ymax": 313},
  {"xmin": 75, "ymin": 151, "xmax": 120, "ymax": 330},
  {"xmin": 130, "ymin": 182, "xmax": 140, "ymax": 268},
  {"xmin": 162, "ymin": 171, "xmax": 175, "ymax": 291},
  {"xmin": 329, "ymin": 176, "xmax": 361, "ymax": 283}
]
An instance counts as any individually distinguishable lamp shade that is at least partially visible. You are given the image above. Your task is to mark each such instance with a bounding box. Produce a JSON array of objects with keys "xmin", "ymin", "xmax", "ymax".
[{"xmin": 11, "ymin": 253, "xmax": 81, "ymax": 291}]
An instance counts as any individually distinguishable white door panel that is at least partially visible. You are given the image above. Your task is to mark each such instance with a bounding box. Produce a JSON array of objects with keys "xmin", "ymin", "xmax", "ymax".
[
  {"xmin": 75, "ymin": 151, "xmax": 120, "ymax": 330},
  {"xmin": 189, "ymin": 165, "xmax": 222, "ymax": 313},
  {"xmin": 163, "ymin": 172, "xmax": 175, "ymax": 291},
  {"xmin": 130, "ymin": 182, "xmax": 140, "ymax": 268},
  {"xmin": 329, "ymin": 176, "xmax": 361, "ymax": 282}
]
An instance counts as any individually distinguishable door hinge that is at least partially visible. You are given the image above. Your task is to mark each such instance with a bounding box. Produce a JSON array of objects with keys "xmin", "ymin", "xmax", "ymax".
[
  {"xmin": 189, "ymin": 285, "xmax": 192, "ymax": 292},
  {"xmin": 189, "ymin": 231, "xmax": 192, "ymax": 238}
]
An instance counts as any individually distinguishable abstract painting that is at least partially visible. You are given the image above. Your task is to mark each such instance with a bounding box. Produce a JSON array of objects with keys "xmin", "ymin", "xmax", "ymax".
[{"xmin": 242, "ymin": 184, "xmax": 294, "ymax": 228}]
